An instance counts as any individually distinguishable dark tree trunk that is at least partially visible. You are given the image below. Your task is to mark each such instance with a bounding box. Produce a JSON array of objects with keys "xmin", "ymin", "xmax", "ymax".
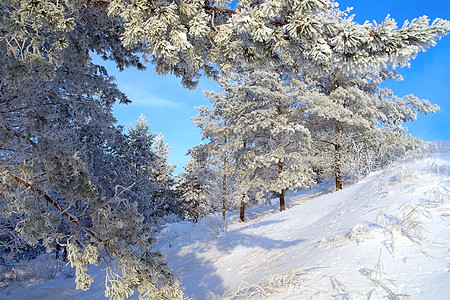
[
  {"xmin": 222, "ymin": 155, "xmax": 227, "ymax": 220},
  {"xmin": 276, "ymin": 101, "xmax": 286, "ymax": 212},
  {"xmin": 240, "ymin": 140, "xmax": 247, "ymax": 222},
  {"xmin": 55, "ymin": 244, "xmax": 67, "ymax": 261},
  {"xmin": 279, "ymin": 189, "xmax": 285, "ymax": 211},
  {"xmin": 240, "ymin": 201, "xmax": 245, "ymax": 222},
  {"xmin": 334, "ymin": 121, "xmax": 343, "ymax": 191},
  {"xmin": 55, "ymin": 244, "xmax": 60, "ymax": 260},
  {"xmin": 278, "ymin": 160, "xmax": 285, "ymax": 211},
  {"xmin": 334, "ymin": 142, "xmax": 343, "ymax": 190},
  {"xmin": 62, "ymin": 245, "xmax": 67, "ymax": 261}
]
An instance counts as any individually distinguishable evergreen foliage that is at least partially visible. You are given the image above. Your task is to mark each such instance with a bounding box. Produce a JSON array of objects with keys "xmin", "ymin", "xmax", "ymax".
[
  {"xmin": 122, "ymin": 115, "xmax": 181, "ymax": 222},
  {"xmin": 197, "ymin": 70, "xmax": 315, "ymax": 212},
  {"xmin": 0, "ymin": 2, "xmax": 182, "ymax": 298},
  {"xmin": 304, "ymin": 67, "xmax": 439, "ymax": 190},
  {"xmin": 0, "ymin": 0, "xmax": 449, "ymax": 299},
  {"xmin": 176, "ymin": 149, "xmax": 211, "ymax": 223}
]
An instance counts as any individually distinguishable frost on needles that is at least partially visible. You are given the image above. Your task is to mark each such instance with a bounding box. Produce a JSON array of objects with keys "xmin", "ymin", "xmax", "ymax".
[{"xmin": 0, "ymin": 0, "xmax": 449, "ymax": 299}]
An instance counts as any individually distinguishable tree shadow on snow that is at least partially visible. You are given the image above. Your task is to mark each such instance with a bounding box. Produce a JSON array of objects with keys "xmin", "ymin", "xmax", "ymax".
[
  {"xmin": 170, "ymin": 218, "xmax": 307, "ymax": 299},
  {"xmin": 214, "ymin": 229, "xmax": 307, "ymax": 254}
]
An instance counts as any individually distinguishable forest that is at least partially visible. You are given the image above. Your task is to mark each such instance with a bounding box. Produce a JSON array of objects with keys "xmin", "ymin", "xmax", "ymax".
[{"xmin": 0, "ymin": 0, "xmax": 449, "ymax": 299}]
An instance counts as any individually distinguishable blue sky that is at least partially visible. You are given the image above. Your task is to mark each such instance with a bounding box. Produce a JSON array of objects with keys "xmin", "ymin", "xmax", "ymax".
[{"xmin": 107, "ymin": 0, "xmax": 450, "ymax": 174}]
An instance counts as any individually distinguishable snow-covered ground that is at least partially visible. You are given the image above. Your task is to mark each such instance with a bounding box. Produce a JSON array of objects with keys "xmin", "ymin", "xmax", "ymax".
[{"xmin": 1, "ymin": 144, "xmax": 449, "ymax": 299}]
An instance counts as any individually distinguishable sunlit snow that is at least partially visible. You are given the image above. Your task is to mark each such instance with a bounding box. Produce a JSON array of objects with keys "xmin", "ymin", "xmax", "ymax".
[{"xmin": 1, "ymin": 144, "xmax": 449, "ymax": 300}]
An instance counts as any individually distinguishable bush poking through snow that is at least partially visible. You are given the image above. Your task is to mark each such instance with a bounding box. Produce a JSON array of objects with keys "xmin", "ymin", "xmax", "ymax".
[
  {"xmin": 426, "ymin": 162, "xmax": 450, "ymax": 176},
  {"xmin": 328, "ymin": 275, "xmax": 352, "ymax": 298},
  {"xmin": 360, "ymin": 250, "xmax": 409, "ymax": 300},
  {"xmin": 205, "ymin": 215, "xmax": 230, "ymax": 238},
  {"xmin": 424, "ymin": 185, "xmax": 450, "ymax": 208},
  {"xmin": 376, "ymin": 203, "xmax": 431, "ymax": 255},
  {"xmin": 209, "ymin": 269, "xmax": 311, "ymax": 299},
  {"xmin": 348, "ymin": 222, "xmax": 373, "ymax": 245}
]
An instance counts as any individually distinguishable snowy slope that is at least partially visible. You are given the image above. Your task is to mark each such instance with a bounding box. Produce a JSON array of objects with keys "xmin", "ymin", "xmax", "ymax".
[
  {"xmin": 157, "ymin": 144, "xmax": 450, "ymax": 299},
  {"xmin": 1, "ymin": 144, "xmax": 449, "ymax": 299}
]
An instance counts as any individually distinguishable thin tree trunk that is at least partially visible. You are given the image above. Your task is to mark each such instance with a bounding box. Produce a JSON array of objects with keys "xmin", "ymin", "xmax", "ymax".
[
  {"xmin": 334, "ymin": 143, "xmax": 343, "ymax": 190},
  {"xmin": 278, "ymin": 160, "xmax": 285, "ymax": 211},
  {"xmin": 240, "ymin": 201, "xmax": 245, "ymax": 222},
  {"xmin": 279, "ymin": 189, "xmax": 285, "ymax": 211},
  {"xmin": 222, "ymin": 155, "xmax": 227, "ymax": 220},
  {"xmin": 239, "ymin": 139, "xmax": 248, "ymax": 222},
  {"xmin": 55, "ymin": 244, "xmax": 60, "ymax": 260},
  {"xmin": 276, "ymin": 101, "xmax": 286, "ymax": 211},
  {"xmin": 334, "ymin": 121, "xmax": 343, "ymax": 191},
  {"xmin": 62, "ymin": 245, "xmax": 67, "ymax": 261}
]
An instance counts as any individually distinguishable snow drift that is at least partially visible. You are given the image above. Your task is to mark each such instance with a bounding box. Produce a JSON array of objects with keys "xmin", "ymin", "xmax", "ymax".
[{"xmin": 1, "ymin": 143, "xmax": 449, "ymax": 299}]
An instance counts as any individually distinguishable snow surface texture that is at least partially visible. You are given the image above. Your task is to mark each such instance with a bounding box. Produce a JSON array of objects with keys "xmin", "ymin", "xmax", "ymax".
[{"xmin": 1, "ymin": 143, "xmax": 449, "ymax": 299}]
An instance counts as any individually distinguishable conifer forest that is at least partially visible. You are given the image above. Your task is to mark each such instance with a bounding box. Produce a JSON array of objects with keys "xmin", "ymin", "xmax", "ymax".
[{"xmin": 0, "ymin": 1, "xmax": 449, "ymax": 299}]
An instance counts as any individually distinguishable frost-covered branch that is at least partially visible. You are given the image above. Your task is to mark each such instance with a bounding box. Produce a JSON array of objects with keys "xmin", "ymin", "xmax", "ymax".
[{"xmin": 0, "ymin": 170, "xmax": 104, "ymax": 244}]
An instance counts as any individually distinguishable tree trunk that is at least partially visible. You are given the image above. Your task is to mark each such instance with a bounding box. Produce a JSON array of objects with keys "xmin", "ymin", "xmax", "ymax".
[
  {"xmin": 279, "ymin": 189, "xmax": 285, "ymax": 211},
  {"xmin": 278, "ymin": 160, "xmax": 285, "ymax": 211},
  {"xmin": 240, "ymin": 201, "xmax": 245, "ymax": 222},
  {"xmin": 240, "ymin": 139, "xmax": 248, "ymax": 221},
  {"xmin": 276, "ymin": 101, "xmax": 286, "ymax": 211},
  {"xmin": 55, "ymin": 244, "xmax": 67, "ymax": 261},
  {"xmin": 222, "ymin": 155, "xmax": 227, "ymax": 220},
  {"xmin": 334, "ymin": 143, "xmax": 343, "ymax": 190},
  {"xmin": 334, "ymin": 121, "xmax": 343, "ymax": 191},
  {"xmin": 62, "ymin": 245, "xmax": 67, "ymax": 261},
  {"xmin": 55, "ymin": 244, "xmax": 60, "ymax": 260}
]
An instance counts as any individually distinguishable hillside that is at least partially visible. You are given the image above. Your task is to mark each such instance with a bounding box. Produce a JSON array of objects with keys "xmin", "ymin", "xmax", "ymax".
[
  {"xmin": 1, "ymin": 143, "xmax": 449, "ymax": 299},
  {"xmin": 157, "ymin": 143, "xmax": 450, "ymax": 299}
]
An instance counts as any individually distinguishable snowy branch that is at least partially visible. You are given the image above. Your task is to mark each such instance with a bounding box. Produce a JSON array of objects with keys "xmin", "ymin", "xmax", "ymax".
[{"xmin": 0, "ymin": 171, "xmax": 104, "ymax": 244}]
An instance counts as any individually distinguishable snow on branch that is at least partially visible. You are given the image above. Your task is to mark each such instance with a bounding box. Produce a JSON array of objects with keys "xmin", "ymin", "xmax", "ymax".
[{"xmin": 0, "ymin": 170, "xmax": 104, "ymax": 244}]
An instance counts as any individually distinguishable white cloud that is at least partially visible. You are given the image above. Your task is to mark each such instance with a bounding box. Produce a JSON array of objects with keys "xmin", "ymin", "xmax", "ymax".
[
  {"xmin": 119, "ymin": 83, "xmax": 183, "ymax": 109},
  {"xmin": 129, "ymin": 95, "xmax": 183, "ymax": 108}
]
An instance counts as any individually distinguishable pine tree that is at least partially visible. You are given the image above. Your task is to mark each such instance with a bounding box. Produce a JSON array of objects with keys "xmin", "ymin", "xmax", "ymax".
[
  {"xmin": 149, "ymin": 133, "xmax": 181, "ymax": 219},
  {"xmin": 304, "ymin": 55, "xmax": 439, "ymax": 190},
  {"xmin": 176, "ymin": 150, "xmax": 212, "ymax": 223},
  {"xmin": 0, "ymin": 3, "xmax": 183, "ymax": 298},
  {"xmin": 1, "ymin": 1, "xmax": 449, "ymax": 298},
  {"xmin": 127, "ymin": 114, "xmax": 157, "ymax": 176},
  {"xmin": 124, "ymin": 116, "xmax": 181, "ymax": 222},
  {"xmin": 152, "ymin": 133, "xmax": 176, "ymax": 186},
  {"xmin": 198, "ymin": 70, "xmax": 315, "ymax": 212}
]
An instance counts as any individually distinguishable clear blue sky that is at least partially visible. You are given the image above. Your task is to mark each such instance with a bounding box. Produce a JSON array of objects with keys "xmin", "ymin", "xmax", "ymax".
[{"xmin": 106, "ymin": 0, "xmax": 450, "ymax": 174}]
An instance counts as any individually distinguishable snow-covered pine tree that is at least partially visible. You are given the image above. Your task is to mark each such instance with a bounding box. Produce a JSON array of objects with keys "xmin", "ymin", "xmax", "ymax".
[
  {"xmin": 0, "ymin": 3, "xmax": 183, "ymax": 299},
  {"xmin": 5, "ymin": 1, "xmax": 448, "ymax": 88},
  {"xmin": 177, "ymin": 173, "xmax": 209, "ymax": 223},
  {"xmin": 149, "ymin": 133, "xmax": 181, "ymax": 219},
  {"xmin": 122, "ymin": 115, "xmax": 182, "ymax": 223},
  {"xmin": 127, "ymin": 114, "xmax": 157, "ymax": 177},
  {"xmin": 301, "ymin": 8, "xmax": 444, "ymax": 189},
  {"xmin": 282, "ymin": 6, "xmax": 448, "ymax": 190},
  {"xmin": 176, "ymin": 146, "xmax": 213, "ymax": 223},
  {"xmin": 194, "ymin": 99, "xmax": 241, "ymax": 220},
  {"xmin": 1, "ymin": 0, "xmax": 449, "ymax": 298},
  {"xmin": 305, "ymin": 72, "xmax": 438, "ymax": 190},
  {"xmin": 152, "ymin": 133, "xmax": 176, "ymax": 186},
  {"xmin": 198, "ymin": 70, "xmax": 315, "ymax": 212}
]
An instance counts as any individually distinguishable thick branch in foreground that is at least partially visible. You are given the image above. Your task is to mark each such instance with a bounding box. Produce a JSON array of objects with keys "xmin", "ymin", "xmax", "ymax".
[
  {"xmin": 0, "ymin": 171, "xmax": 104, "ymax": 243},
  {"xmin": 86, "ymin": 0, "xmax": 110, "ymax": 6},
  {"xmin": 203, "ymin": 6, "xmax": 237, "ymax": 15}
]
